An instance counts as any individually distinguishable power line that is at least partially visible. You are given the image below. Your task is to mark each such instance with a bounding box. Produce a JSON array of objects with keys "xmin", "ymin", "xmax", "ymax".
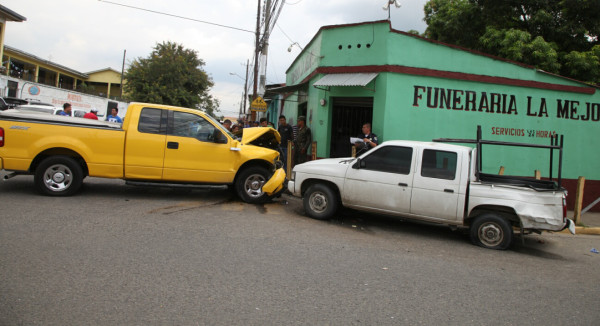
[{"xmin": 97, "ymin": 0, "xmax": 255, "ymax": 34}]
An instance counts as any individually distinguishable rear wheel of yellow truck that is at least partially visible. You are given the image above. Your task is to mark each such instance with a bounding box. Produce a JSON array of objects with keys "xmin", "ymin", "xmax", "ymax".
[
  {"xmin": 34, "ymin": 156, "xmax": 84, "ymax": 196},
  {"xmin": 235, "ymin": 166, "xmax": 270, "ymax": 204}
]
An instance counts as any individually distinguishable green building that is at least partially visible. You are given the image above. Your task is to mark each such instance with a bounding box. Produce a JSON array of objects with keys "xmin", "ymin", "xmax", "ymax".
[{"xmin": 269, "ymin": 20, "xmax": 600, "ymax": 209}]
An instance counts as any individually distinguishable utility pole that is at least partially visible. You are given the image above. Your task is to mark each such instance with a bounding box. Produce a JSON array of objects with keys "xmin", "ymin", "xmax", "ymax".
[
  {"xmin": 243, "ymin": 59, "xmax": 249, "ymax": 116},
  {"xmin": 252, "ymin": 0, "xmax": 261, "ymax": 121},
  {"xmin": 259, "ymin": 0, "xmax": 272, "ymax": 97},
  {"xmin": 120, "ymin": 49, "xmax": 126, "ymax": 99}
]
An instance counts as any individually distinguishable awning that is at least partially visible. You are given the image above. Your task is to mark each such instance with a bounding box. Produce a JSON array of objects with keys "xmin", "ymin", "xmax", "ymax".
[
  {"xmin": 313, "ymin": 73, "xmax": 378, "ymax": 87},
  {"xmin": 267, "ymin": 81, "xmax": 309, "ymax": 94}
]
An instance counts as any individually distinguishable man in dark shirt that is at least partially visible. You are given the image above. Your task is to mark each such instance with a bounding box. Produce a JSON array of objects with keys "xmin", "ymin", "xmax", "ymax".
[
  {"xmin": 356, "ymin": 122, "xmax": 378, "ymax": 155},
  {"xmin": 295, "ymin": 116, "xmax": 312, "ymax": 165},
  {"xmin": 278, "ymin": 115, "xmax": 294, "ymax": 171}
]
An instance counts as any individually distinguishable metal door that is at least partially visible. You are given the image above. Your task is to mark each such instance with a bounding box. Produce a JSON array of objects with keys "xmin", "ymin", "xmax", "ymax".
[{"xmin": 330, "ymin": 97, "xmax": 373, "ymax": 158}]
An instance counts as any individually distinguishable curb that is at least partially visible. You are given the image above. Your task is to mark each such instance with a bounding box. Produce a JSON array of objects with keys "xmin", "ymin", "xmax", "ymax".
[{"xmin": 558, "ymin": 226, "xmax": 600, "ymax": 235}]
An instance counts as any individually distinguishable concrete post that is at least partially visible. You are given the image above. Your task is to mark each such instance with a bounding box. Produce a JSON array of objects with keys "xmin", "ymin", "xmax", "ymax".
[{"xmin": 573, "ymin": 176, "xmax": 585, "ymax": 225}]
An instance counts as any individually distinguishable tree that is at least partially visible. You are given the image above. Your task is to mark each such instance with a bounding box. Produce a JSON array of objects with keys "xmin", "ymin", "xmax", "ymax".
[
  {"xmin": 124, "ymin": 41, "xmax": 220, "ymax": 116},
  {"xmin": 423, "ymin": 0, "xmax": 600, "ymax": 84}
]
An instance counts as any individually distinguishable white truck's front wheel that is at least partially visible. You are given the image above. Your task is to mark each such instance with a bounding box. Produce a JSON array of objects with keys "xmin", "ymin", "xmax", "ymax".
[
  {"xmin": 303, "ymin": 184, "xmax": 338, "ymax": 220},
  {"xmin": 34, "ymin": 156, "xmax": 84, "ymax": 196},
  {"xmin": 470, "ymin": 214, "xmax": 513, "ymax": 250}
]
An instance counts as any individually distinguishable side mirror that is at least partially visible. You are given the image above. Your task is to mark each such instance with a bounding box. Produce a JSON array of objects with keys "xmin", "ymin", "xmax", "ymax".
[
  {"xmin": 230, "ymin": 140, "xmax": 241, "ymax": 152},
  {"xmin": 352, "ymin": 158, "xmax": 361, "ymax": 169}
]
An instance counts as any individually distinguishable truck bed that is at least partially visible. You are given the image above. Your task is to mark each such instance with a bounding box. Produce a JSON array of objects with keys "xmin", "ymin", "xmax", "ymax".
[
  {"xmin": 0, "ymin": 110, "xmax": 122, "ymax": 129},
  {"xmin": 478, "ymin": 172, "xmax": 559, "ymax": 191}
]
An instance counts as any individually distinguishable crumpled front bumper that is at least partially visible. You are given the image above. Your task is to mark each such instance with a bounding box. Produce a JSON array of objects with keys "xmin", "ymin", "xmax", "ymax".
[{"xmin": 262, "ymin": 168, "xmax": 286, "ymax": 195}]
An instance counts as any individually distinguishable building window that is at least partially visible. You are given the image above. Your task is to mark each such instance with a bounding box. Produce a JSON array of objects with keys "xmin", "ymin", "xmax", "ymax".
[
  {"xmin": 38, "ymin": 67, "xmax": 57, "ymax": 87},
  {"xmin": 59, "ymin": 75, "xmax": 75, "ymax": 90},
  {"xmin": 8, "ymin": 59, "xmax": 35, "ymax": 81}
]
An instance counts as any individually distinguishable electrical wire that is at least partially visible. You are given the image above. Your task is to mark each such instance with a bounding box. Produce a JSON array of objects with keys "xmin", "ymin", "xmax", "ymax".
[
  {"xmin": 97, "ymin": 0, "xmax": 255, "ymax": 34},
  {"xmin": 284, "ymin": 0, "xmax": 304, "ymax": 5},
  {"xmin": 276, "ymin": 23, "xmax": 296, "ymax": 44}
]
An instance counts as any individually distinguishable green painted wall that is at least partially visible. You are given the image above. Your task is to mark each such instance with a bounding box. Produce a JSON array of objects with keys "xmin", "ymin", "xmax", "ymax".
[
  {"xmin": 380, "ymin": 73, "xmax": 600, "ymax": 179},
  {"xmin": 282, "ymin": 21, "xmax": 600, "ymax": 180}
]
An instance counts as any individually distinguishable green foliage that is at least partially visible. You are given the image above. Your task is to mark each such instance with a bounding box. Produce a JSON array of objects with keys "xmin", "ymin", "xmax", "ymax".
[
  {"xmin": 480, "ymin": 28, "xmax": 561, "ymax": 73},
  {"xmin": 423, "ymin": 0, "xmax": 600, "ymax": 84},
  {"xmin": 124, "ymin": 41, "xmax": 220, "ymax": 116}
]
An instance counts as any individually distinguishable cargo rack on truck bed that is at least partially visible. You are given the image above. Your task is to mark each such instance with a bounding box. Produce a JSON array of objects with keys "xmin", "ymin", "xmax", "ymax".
[{"xmin": 433, "ymin": 125, "xmax": 564, "ymax": 190}]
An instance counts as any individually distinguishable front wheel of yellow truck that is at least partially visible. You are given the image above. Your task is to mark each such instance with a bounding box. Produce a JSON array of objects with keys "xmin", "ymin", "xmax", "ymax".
[{"xmin": 235, "ymin": 166, "xmax": 270, "ymax": 204}]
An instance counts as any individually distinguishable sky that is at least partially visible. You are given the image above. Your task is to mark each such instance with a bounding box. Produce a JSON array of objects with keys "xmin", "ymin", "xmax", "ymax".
[{"xmin": 2, "ymin": 0, "xmax": 428, "ymax": 117}]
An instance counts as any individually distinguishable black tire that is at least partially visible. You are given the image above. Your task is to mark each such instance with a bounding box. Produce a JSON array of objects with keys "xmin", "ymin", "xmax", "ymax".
[
  {"xmin": 303, "ymin": 184, "xmax": 338, "ymax": 220},
  {"xmin": 235, "ymin": 166, "xmax": 270, "ymax": 204},
  {"xmin": 34, "ymin": 155, "xmax": 84, "ymax": 196},
  {"xmin": 469, "ymin": 213, "xmax": 513, "ymax": 250}
]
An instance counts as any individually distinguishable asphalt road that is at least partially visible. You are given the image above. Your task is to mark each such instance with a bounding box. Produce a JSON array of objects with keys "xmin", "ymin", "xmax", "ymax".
[{"xmin": 1, "ymin": 174, "xmax": 599, "ymax": 325}]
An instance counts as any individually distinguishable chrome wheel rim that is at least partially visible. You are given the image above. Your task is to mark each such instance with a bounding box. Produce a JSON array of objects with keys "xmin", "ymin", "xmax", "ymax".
[
  {"xmin": 478, "ymin": 222, "xmax": 504, "ymax": 247},
  {"xmin": 244, "ymin": 173, "xmax": 266, "ymax": 198},
  {"xmin": 308, "ymin": 191, "xmax": 328, "ymax": 213},
  {"xmin": 43, "ymin": 164, "xmax": 73, "ymax": 192}
]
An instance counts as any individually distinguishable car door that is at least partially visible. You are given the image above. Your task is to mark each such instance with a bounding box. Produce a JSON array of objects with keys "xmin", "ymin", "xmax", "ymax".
[
  {"xmin": 162, "ymin": 110, "xmax": 238, "ymax": 183},
  {"xmin": 124, "ymin": 107, "xmax": 168, "ymax": 180},
  {"xmin": 410, "ymin": 148, "xmax": 461, "ymax": 221},
  {"xmin": 342, "ymin": 145, "xmax": 414, "ymax": 214}
]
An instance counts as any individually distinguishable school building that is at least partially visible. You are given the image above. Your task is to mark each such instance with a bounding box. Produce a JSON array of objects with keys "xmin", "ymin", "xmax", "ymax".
[{"xmin": 267, "ymin": 20, "xmax": 600, "ymax": 210}]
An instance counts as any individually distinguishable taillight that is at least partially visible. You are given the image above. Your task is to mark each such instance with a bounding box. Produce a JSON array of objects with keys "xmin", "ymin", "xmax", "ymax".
[
  {"xmin": 0, "ymin": 127, "xmax": 4, "ymax": 147},
  {"xmin": 562, "ymin": 196, "xmax": 567, "ymax": 220}
]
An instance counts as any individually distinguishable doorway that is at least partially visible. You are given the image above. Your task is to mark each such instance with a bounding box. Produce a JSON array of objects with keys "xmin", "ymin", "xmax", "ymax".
[{"xmin": 330, "ymin": 97, "xmax": 373, "ymax": 158}]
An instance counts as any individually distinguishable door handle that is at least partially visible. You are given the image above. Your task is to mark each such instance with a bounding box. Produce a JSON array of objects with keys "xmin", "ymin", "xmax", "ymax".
[
  {"xmin": 398, "ymin": 183, "xmax": 408, "ymax": 187},
  {"xmin": 444, "ymin": 189, "xmax": 454, "ymax": 193},
  {"xmin": 167, "ymin": 141, "xmax": 179, "ymax": 149}
]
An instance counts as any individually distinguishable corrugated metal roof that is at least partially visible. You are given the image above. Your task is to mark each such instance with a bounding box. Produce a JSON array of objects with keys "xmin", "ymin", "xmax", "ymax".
[{"xmin": 313, "ymin": 73, "xmax": 378, "ymax": 87}]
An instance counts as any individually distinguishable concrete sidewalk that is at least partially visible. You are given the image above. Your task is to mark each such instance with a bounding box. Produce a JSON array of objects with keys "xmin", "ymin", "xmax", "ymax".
[
  {"xmin": 576, "ymin": 211, "xmax": 600, "ymax": 227},
  {"xmin": 565, "ymin": 211, "xmax": 600, "ymax": 235}
]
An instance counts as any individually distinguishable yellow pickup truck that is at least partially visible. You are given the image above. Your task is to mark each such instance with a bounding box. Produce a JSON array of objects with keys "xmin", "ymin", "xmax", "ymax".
[{"xmin": 0, "ymin": 102, "xmax": 285, "ymax": 203}]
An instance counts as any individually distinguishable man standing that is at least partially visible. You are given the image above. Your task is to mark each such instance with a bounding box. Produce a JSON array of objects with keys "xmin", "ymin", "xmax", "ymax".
[
  {"xmin": 107, "ymin": 107, "xmax": 123, "ymax": 123},
  {"xmin": 294, "ymin": 116, "xmax": 312, "ymax": 165},
  {"xmin": 83, "ymin": 108, "xmax": 99, "ymax": 120},
  {"xmin": 277, "ymin": 115, "xmax": 293, "ymax": 171},
  {"xmin": 259, "ymin": 117, "xmax": 268, "ymax": 127},
  {"xmin": 222, "ymin": 119, "xmax": 232, "ymax": 131},
  {"xmin": 59, "ymin": 103, "xmax": 72, "ymax": 116},
  {"xmin": 355, "ymin": 122, "xmax": 378, "ymax": 155}
]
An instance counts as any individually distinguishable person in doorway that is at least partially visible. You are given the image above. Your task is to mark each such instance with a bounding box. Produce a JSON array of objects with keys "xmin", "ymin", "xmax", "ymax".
[
  {"xmin": 83, "ymin": 108, "xmax": 99, "ymax": 120},
  {"xmin": 294, "ymin": 116, "xmax": 312, "ymax": 165},
  {"xmin": 277, "ymin": 115, "xmax": 294, "ymax": 171},
  {"xmin": 58, "ymin": 103, "xmax": 72, "ymax": 116},
  {"xmin": 107, "ymin": 107, "xmax": 123, "ymax": 123},
  {"xmin": 356, "ymin": 122, "xmax": 378, "ymax": 152}
]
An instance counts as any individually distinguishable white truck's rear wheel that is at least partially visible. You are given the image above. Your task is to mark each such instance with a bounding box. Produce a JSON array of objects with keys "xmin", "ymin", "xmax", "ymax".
[
  {"xmin": 34, "ymin": 156, "xmax": 84, "ymax": 196},
  {"xmin": 470, "ymin": 214, "xmax": 513, "ymax": 250}
]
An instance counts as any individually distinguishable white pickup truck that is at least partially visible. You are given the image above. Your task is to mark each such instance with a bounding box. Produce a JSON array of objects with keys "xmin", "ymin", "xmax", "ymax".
[{"xmin": 288, "ymin": 132, "xmax": 574, "ymax": 249}]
